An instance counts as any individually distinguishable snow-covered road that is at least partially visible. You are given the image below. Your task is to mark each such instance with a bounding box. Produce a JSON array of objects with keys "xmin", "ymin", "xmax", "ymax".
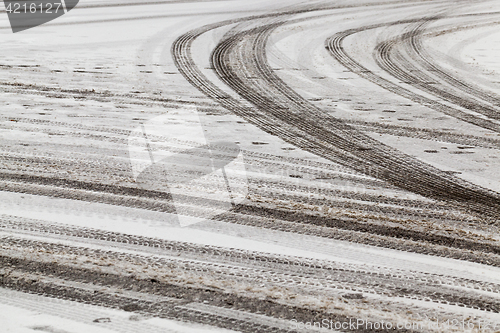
[{"xmin": 1, "ymin": 0, "xmax": 500, "ymax": 332}]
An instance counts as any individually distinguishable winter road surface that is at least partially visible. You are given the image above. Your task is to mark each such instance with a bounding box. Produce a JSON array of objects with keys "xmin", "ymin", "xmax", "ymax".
[{"xmin": 1, "ymin": 0, "xmax": 500, "ymax": 332}]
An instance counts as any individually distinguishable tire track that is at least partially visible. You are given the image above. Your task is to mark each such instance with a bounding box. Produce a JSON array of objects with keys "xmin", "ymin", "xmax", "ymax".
[
  {"xmin": 0, "ymin": 81, "xmax": 202, "ymax": 108},
  {"xmin": 374, "ymin": 16, "xmax": 500, "ymax": 123},
  {"xmin": 2, "ymin": 233, "xmax": 500, "ymax": 315},
  {"xmin": 326, "ymin": 18, "xmax": 500, "ymax": 133},
  {"xmin": 346, "ymin": 120, "xmax": 500, "ymax": 149},
  {"xmin": 5, "ymin": 170, "xmax": 500, "ymax": 263},
  {"xmin": 207, "ymin": 16, "xmax": 500, "ymax": 220}
]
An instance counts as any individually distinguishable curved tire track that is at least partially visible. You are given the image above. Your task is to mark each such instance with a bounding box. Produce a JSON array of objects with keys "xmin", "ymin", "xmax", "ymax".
[{"xmin": 171, "ymin": 12, "xmax": 500, "ymax": 220}]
